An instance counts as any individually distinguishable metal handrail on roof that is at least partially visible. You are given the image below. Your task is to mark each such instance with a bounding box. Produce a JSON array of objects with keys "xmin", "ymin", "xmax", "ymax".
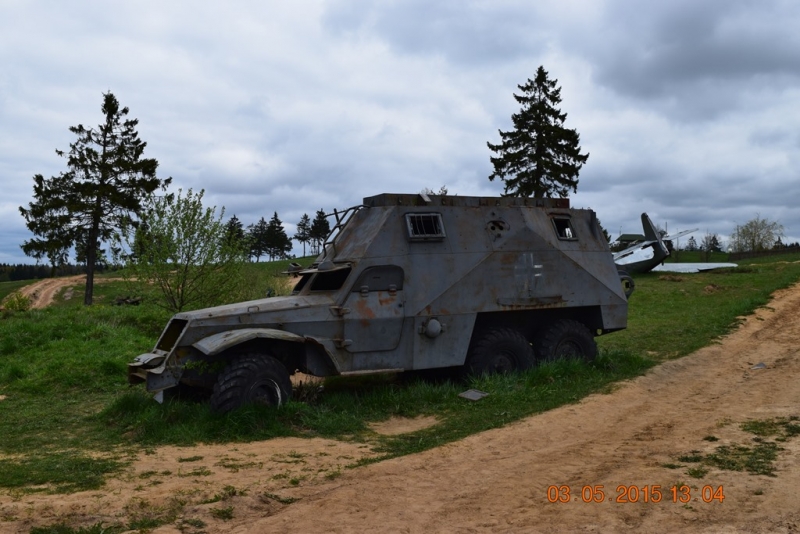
[{"xmin": 320, "ymin": 204, "xmax": 367, "ymax": 261}]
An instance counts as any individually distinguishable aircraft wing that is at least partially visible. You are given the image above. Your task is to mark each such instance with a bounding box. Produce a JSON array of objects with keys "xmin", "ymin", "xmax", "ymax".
[
  {"xmin": 651, "ymin": 263, "xmax": 738, "ymax": 273},
  {"xmin": 664, "ymin": 228, "xmax": 698, "ymax": 241},
  {"xmin": 613, "ymin": 243, "xmax": 655, "ymax": 264}
]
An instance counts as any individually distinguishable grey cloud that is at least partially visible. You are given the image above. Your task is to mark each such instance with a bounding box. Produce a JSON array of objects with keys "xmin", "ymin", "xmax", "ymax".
[
  {"xmin": 585, "ymin": 0, "xmax": 800, "ymax": 118},
  {"xmin": 3, "ymin": 1, "xmax": 800, "ymax": 263},
  {"xmin": 322, "ymin": 0, "xmax": 548, "ymax": 65}
]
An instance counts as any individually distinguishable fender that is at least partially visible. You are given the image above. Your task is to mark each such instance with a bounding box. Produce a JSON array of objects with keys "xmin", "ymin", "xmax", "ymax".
[{"xmin": 193, "ymin": 328, "xmax": 306, "ymax": 356}]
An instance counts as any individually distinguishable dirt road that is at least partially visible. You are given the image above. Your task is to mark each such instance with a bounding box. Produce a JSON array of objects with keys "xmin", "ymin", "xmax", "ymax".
[
  {"xmin": 2, "ymin": 283, "xmax": 800, "ymax": 533},
  {"xmin": 12, "ymin": 275, "xmax": 85, "ymax": 309}
]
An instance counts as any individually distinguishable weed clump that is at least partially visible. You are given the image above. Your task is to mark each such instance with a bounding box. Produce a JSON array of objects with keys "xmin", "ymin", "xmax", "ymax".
[
  {"xmin": 675, "ymin": 416, "xmax": 799, "ymax": 478},
  {"xmin": 706, "ymin": 442, "xmax": 781, "ymax": 476},
  {"xmin": 2, "ymin": 292, "xmax": 31, "ymax": 313}
]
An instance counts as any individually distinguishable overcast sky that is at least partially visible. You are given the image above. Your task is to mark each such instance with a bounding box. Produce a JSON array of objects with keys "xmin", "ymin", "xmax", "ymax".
[{"xmin": 2, "ymin": 0, "xmax": 799, "ymax": 264}]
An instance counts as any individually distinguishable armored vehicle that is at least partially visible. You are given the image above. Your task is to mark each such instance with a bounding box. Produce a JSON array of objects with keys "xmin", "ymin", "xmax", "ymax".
[{"xmin": 129, "ymin": 193, "xmax": 628, "ymax": 412}]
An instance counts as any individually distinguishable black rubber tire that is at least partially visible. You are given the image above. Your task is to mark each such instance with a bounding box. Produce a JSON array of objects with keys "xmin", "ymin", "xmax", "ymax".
[
  {"xmin": 210, "ymin": 353, "xmax": 292, "ymax": 413},
  {"xmin": 535, "ymin": 320, "xmax": 597, "ymax": 362},
  {"xmin": 465, "ymin": 328, "xmax": 536, "ymax": 376}
]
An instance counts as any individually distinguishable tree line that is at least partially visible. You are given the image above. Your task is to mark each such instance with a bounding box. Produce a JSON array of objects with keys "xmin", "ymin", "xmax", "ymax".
[
  {"xmin": 18, "ymin": 72, "xmax": 793, "ymax": 306},
  {"xmin": 0, "ymin": 263, "xmax": 89, "ymax": 283},
  {"xmin": 15, "ymin": 69, "xmax": 591, "ymax": 304},
  {"xmin": 16, "ymin": 91, "xmax": 337, "ymax": 305},
  {"xmin": 680, "ymin": 215, "xmax": 795, "ymax": 254},
  {"xmin": 224, "ymin": 209, "xmax": 330, "ymax": 263}
]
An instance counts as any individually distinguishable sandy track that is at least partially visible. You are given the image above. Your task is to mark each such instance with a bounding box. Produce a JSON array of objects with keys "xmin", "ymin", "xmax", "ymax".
[
  {"xmin": 12, "ymin": 275, "xmax": 86, "ymax": 309},
  {"xmin": 2, "ymin": 283, "xmax": 800, "ymax": 532},
  {"xmin": 247, "ymin": 283, "xmax": 800, "ymax": 533},
  {"xmin": 9, "ymin": 275, "xmax": 129, "ymax": 309}
]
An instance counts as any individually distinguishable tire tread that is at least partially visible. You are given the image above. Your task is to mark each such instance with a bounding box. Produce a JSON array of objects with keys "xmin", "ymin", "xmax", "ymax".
[{"xmin": 210, "ymin": 353, "xmax": 292, "ymax": 413}]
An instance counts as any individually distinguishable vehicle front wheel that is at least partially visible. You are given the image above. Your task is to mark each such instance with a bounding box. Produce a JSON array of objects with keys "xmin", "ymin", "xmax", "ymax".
[
  {"xmin": 465, "ymin": 328, "xmax": 536, "ymax": 376},
  {"xmin": 535, "ymin": 320, "xmax": 597, "ymax": 362},
  {"xmin": 210, "ymin": 353, "xmax": 292, "ymax": 413}
]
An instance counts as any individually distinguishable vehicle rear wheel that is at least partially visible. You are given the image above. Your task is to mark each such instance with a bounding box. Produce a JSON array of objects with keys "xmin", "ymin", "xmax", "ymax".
[
  {"xmin": 535, "ymin": 320, "xmax": 597, "ymax": 362},
  {"xmin": 210, "ymin": 353, "xmax": 292, "ymax": 413},
  {"xmin": 618, "ymin": 269, "xmax": 635, "ymax": 298},
  {"xmin": 466, "ymin": 328, "xmax": 535, "ymax": 376}
]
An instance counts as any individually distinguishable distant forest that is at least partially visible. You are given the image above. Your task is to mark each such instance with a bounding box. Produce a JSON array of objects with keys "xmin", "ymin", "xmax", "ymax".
[{"xmin": 0, "ymin": 263, "xmax": 102, "ymax": 282}]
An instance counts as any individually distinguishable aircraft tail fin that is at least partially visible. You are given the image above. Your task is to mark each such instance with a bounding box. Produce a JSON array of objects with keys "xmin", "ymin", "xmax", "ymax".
[{"xmin": 641, "ymin": 213, "xmax": 661, "ymax": 243}]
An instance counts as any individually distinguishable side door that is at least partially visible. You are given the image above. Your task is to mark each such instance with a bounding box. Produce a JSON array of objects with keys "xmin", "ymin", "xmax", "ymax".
[{"xmin": 342, "ymin": 265, "xmax": 405, "ymax": 352}]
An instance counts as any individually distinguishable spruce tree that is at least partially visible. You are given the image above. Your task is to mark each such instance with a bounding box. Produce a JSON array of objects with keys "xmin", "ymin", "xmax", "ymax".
[
  {"xmin": 19, "ymin": 92, "xmax": 170, "ymax": 304},
  {"xmin": 225, "ymin": 214, "xmax": 246, "ymax": 245},
  {"xmin": 294, "ymin": 213, "xmax": 312, "ymax": 257},
  {"xmin": 309, "ymin": 209, "xmax": 331, "ymax": 256},
  {"xmin": 487, "ymin": 66, "xmax": 588, "ymax": 198},
  {"xmin": 265, "ymin": 212, "xmax": 292, "ymax": 261},
  {"xmin": 247, "ymin": 217, "xmax": 269, "ymax": 262}
]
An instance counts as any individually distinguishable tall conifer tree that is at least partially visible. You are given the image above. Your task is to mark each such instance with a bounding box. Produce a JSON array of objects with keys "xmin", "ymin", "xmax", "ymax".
[
  {"xmin": 294, "ymin": 213, "xmax": 312, "ymax": 257},
  {"xmin": 309, "ymin": 209, "xmax": 330, "ymax": 256},
  {"xmin": 19, "ymin": 92, "xmax": 170, "ymax": 304},
  {"xmin": 488, "ymin": 66, "xmax": 588, "ymax": 198},
  {"xmin": 265, "ymin": 212, "xmax": 292, "ymax": 261},
  {"xmin": 247, "ymin": 217, "xmax": 269, "ymax": 262}
]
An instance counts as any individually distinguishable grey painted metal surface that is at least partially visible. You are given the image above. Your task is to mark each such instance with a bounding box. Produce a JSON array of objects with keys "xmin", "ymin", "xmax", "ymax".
[{"xmin": 129, "ymin": 193, "xmax": 628, "ymax": 397}]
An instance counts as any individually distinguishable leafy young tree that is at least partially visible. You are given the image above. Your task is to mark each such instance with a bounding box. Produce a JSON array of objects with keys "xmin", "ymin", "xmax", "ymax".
[
  {"xmin": 294, "ymin": 213, "xmax": 312, "ymax": 257},
  {"xmin": 116, "ymin": 189, "xmax": 248, "ymax": 312},
  {"xmin": 729, "ymin": 215, "xmax": 784, "ymax": 253},
  {"xmin": 247, "ymin": 217, "xmax": 269, "ymax": 262},
  {"xmin": 686, "ymin": 236, "xmax": 698, "ymax": 251},
  {"xmin": 487, "ymin": 66, "xmax": 589, "ymax": 198},
  {"xmin": 265, "ymin": 212, "xmax": 292, "ymax": 261},
  {"xmin": 309, "ymin": 209, "xmax": 331, "ymax": 256},
  {"xmin": 19, "ymin": 92, "xmax": 170, "ymax": 304}
]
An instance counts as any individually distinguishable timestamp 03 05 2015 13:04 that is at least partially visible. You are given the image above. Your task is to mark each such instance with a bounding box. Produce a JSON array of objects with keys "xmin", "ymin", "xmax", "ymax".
[{"xmin": 546, "ymin": 485, "xmax": 725, "ymax": 504}]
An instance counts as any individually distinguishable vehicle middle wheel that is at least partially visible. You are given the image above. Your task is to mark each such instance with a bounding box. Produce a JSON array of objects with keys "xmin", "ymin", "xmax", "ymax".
[
  {"xmin": 210, "ymin": 353, "xmax": 292, "ymax": 413},
  {"xmin": 466, "ymin": 328, "xmax": 536, "ymax": 376}
]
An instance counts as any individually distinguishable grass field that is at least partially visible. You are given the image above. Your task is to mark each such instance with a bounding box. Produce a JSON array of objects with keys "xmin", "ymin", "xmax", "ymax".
[
  {"xmin": 0, "ymin": 280, "xmax": 34, "ymax": 303},
  {"xmin": 1, "ymin": 254, "xmax": 800, "ymax": 494}
]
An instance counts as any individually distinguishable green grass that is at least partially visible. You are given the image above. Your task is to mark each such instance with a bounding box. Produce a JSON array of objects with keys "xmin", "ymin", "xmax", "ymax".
[
  {"xmin": 705, "ymin": 442, "xmax": 781, "ymax": 476},
  {"xmin": 239, "ymin": 257, "xmax": 315, "ymax": 298},
  {"xmin": 1, "ymin": 255, "xmax": 800, "ymax": 494},
  {"xmin": 82, "ymin": 257, "xmax": 313, "ymax": 311},
  {"xmin": 30, "ymin": 523, "xmax": 125, "ymax": 534},
  {"xmin": 0, "ymin": 279, "xmax": 34, "ymax": 302},
  {"xmin": 673, "ymin": 416, "xmax": 800, "ymax": 478},
  {"xmin": 665, "ymin": 250, "xmax": 731, "ymax": 263},
  {"xmin": 94, "ymin": 349, "xmax": 652, "ymax": 454},
  {"xmin": 596, "ymin": 258, "xmax": 800, "ymax": 358}
]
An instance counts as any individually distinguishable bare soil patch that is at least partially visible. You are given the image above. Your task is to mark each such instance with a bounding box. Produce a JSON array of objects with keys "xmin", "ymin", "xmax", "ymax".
[
  {"xmin": 368, "ymin": 416, "xmax": 439, "ymax": 436},
  {"xmin": 3, "ymin": 283, "xmax": 800, "ymax": 533},
  {"xmin": 14, "ymin": 275, "xmax": 86, "ymax": 309},
  {"xmin": 13, "ymin": 275, "xmax": 123, "ymax": 309}
]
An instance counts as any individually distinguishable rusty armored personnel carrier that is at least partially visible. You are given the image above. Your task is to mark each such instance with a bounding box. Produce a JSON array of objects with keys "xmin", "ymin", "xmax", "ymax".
[{"xmin": 129, "ymin": 193, "xmax": 628, "ymax": 412}]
